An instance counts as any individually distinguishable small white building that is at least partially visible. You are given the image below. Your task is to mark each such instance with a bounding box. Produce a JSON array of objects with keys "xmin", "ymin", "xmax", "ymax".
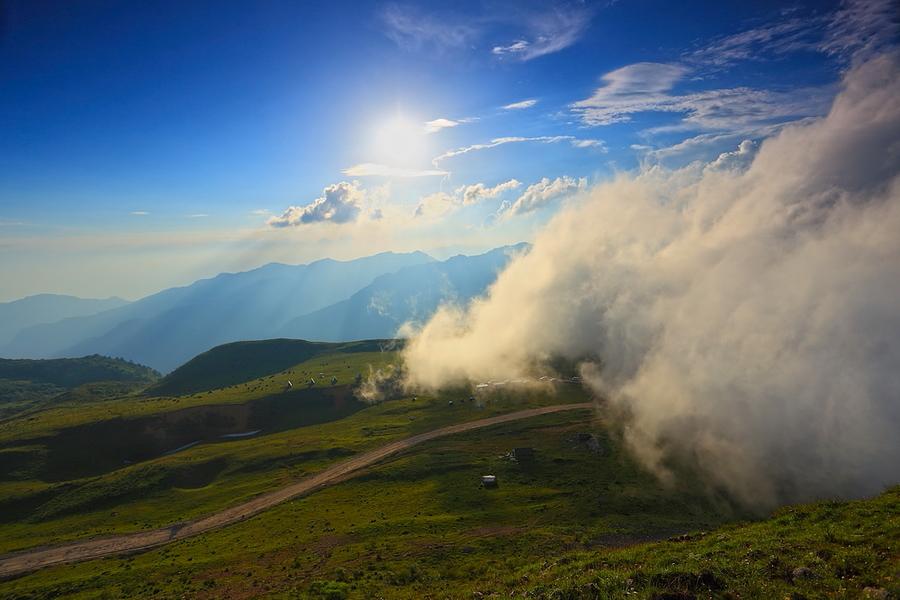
[{"xmin": 481, "ymin": 475, "xmax": 497, "ymax": 488}]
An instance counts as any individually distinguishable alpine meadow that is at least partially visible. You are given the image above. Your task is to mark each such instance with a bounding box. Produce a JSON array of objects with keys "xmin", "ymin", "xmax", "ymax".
[{"xmin": 0, "ymin": 1, "xmax": 898, "ymax": 599}]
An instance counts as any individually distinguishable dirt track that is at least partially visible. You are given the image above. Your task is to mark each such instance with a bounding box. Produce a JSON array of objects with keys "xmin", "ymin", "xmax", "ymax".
[{"xmin": 0, "ymin": 402, "xmax": 593, "ymax": 578}]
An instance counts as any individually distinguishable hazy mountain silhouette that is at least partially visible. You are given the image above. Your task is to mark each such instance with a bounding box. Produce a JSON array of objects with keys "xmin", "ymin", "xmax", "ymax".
[
  {"xmin": 282, "ymin": 244, "xmax": 529, "ymax": 342},
  {"xmin": 0, "ymin": 294, "xmax": 129, "ymax": 347},
  {"xmin": 2, "ymin": 252, "xmax": 433, "ymax": 371}
]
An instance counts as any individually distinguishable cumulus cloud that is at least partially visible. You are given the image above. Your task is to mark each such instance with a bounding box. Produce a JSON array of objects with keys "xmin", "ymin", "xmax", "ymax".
[
  {"xmin": 498, "ymin": 176, "xmax": 586, "ymax": 218},
  {"xmin": 460, "ymin": 179, "xmax": 521, "ymax": 205},
  {"xmin": 268, "ymin": 182, "xmax": 364, "ymax": 227},
  {"xmin": 415, "ymin": 179, "xmax": 521, "ymax": 219},
  {"xmin": 403, "ymin": 53, "xmax": 900, "ymax": 508},
  {"xmin": 502, "ymin": 99, "xmax": 538, "ymax": 110},
  {"xmin": 704, "ymin": 139, "xmax": 758, "ymax": 172}
]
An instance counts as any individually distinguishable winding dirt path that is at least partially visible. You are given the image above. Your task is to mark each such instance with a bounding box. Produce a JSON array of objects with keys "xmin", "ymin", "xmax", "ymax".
[{"xmin": 0, "ymin": 402, "xmax": 593, "ymax": 579}]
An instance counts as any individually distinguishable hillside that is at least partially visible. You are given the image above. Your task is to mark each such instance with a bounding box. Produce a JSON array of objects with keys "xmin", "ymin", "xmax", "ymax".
[
  {"xmin": 149, "ymin": 338, "xmax": 397, "ymax": 396},
  {"xmin": 0, "ymin": 294, "xmax": 128, "ymax": 347},
  {"xmin": 1, "ymin": 251, "xmax": 432, "ymax": 372},
  {"xmin": 0, "ymin": 355, "xmax": 158, "ymax": 389},
  {"xmin": 0, "ymin": 337, "xmax": 895, "ymax": 598},
  {"xmin": 0, "ymin": 355, "xmax": 159, "ymax": 420}
]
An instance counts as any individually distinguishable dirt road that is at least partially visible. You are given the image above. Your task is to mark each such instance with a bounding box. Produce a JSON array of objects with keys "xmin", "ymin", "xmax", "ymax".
[{"xmin": 0, "ymin": 402, "xmax": 593, "ymax": 578}]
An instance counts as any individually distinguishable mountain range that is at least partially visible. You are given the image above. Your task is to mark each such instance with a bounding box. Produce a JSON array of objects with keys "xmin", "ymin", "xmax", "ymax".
[{"xmin": 0, "ymin": 245, "xmax": 526, "ymax": 372}]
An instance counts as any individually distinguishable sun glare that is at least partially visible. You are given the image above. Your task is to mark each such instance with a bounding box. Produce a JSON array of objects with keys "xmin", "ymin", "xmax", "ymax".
[{"xmin": 372, "ymin": 114, "xmax": 427, "ymax": 166}]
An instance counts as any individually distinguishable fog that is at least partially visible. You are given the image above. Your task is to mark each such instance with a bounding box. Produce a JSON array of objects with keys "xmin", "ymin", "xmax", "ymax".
[{"xmin": 402, "ymin": 53, "xmax": 900, "ymax": 507}]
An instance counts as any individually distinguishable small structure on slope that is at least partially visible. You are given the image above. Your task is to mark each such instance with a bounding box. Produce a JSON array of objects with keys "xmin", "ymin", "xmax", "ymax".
[{"xmin": 481, "ymin": 475, "xmax": 498, "ymax": 488}]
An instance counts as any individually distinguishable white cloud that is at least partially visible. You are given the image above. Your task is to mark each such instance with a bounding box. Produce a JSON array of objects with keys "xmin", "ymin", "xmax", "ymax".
[
  {"xmin": 130, "ymin": 211, "xmax": 149, "ymax": 216},
  {"xmin": 491, "ymin": 6, "xmax": 592, "ymax": 61},
  {"xmin": 704, "ymin": 139, "xmax": 758, "ymax": 173},
  {"xmin": 414, "ymin": 179, "xmax": 521, "ymax": 219},
  {"xmin": 459, "ymin": 179, "xmax": 521, "ymax": 206},
  {"xmin": 424, "ymin": 118, "xmax": 460, "ymax": 134},
  {"xmin": 502, "ymin": 99, "xmax": 538, "ymax": 110},
  {"xmin": 187, "ymin": 213, "xmax": 209, "ymax": 218},
  {"xmin": 684, "ymin": 18, "xmax": 819, "ymax": 70},
  {"xmin": 432, "ymin": 135, "xmax": 605, "ymax": 166},
  {"xmin": 268, "ymin": 182, "xmax": 364, "ymax": 227},
  {"xmin": 498, "ymin": 175, "xmax": 586, "ymax": 217},
  {"xmin": 403, "ymin": 53, "xmax": 900, "ymax": 508},
  {"xmin": 342, "ymin": 163, "xmax": 449, "ymax": 178},
  {"xmin": 380, "ymin": 4, "xmax": 478, "ymax": 54},
  {"xmin": 683, "ymin": 0, "xmax": 898, "ymax": 71},
  {"xmin": 571, "ymin": 138, "xmax": 606, "ymax": 149},
  {"xmin": 414, "ymin": 191, "xmax": 457, "ymax": 219},
  {"xmin": 571, "ymin": 62, "xmax": 830, "ymax": 131},
  {"xmin": 250, "ymin": 209, "xmax": 270, "ymax": 216},
  {"xmin": 820, "ymin": 0, "xmax": 900, "ymax": 63}
]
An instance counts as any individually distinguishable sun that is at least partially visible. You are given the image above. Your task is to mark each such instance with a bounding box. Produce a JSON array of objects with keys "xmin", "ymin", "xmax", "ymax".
[{"xmin": 372, "ymin": 113, "xmax": 427, "ymax": 166}]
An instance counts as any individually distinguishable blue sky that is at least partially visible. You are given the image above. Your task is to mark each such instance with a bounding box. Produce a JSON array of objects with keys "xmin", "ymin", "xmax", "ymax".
[{"xmin": 0, "ymin": 0, "xmax": 883, "ymax": 300}]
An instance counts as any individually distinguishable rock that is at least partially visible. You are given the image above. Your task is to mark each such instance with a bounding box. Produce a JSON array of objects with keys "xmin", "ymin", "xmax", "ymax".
[{"xmin": 791, "ymin": 566, "xmax": 815, "ymax": 581}]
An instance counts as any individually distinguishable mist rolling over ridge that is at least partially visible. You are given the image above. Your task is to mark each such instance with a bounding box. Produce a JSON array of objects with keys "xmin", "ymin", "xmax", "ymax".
[
  {"xmin": 2, "ymin": 1, "xmax": 899, "ymax": 595},
  {"xmin": 403, "ymin": 53, "xmax": 900, "ymax": 508}
]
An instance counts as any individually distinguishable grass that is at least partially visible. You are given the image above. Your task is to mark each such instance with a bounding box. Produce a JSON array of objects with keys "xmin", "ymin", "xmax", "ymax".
[
  {"xmin": 0, "ymin": 350, "xmax": 396, "ymax": 444},
  {"xmin": 149, "ymin": 339, "xmax": 399, "ymax": 397},
  {"xmin": 0, "ymin": 355, "xmax": 159, "ymax": 421},
  {"xmin": 0, "ymin": 350, "xmax": 589, "ymax": 555},
  {"xmin": 2, "ymin": 406, "xmax": 895, "ymax": 599},
  {"xmin": 0, "ymin": 408, "xmax": 754, "ymax": 599},
  {"xmin": 1, "ymin": 341, "xmax": 894, "ymax": 599}
]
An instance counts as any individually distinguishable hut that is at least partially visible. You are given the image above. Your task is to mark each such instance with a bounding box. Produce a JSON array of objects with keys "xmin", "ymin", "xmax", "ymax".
[{"xmin": 481, "ymin": 475, "xmax": 498, "ymax": 488}]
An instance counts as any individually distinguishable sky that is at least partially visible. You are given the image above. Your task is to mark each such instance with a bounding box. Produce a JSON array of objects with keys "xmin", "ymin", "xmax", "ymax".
[{"xmin": 0, "ymin": 0, "xmax": 890, "ymax": 301}]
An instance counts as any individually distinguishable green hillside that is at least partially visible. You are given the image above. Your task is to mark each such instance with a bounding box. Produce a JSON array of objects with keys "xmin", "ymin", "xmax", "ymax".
[
  {"xmin": 0, "ymin": 355, "xmax": 158, "ymax": 389},
  {"xmin": 0, "ymin": 355, "xmax": 159, "ymax": 420},
  {"xmin": 0, "ymin": 340, "xmax": 895, "ymax": 599},
  {"xmin": 149, "ymin": 338, "xmax": 399, "ymax": 396}
]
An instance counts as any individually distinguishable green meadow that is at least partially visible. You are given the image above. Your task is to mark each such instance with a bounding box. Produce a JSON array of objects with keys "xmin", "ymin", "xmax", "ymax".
[{"xmin": 0, "ymin": 341, "xmax": 895, "ymax": 599}]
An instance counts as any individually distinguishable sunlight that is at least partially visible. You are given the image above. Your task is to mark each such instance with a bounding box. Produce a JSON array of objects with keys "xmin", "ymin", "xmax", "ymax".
[{"xmin": 371, "ymin": 113, "xmax": 426, "ymax": 166}]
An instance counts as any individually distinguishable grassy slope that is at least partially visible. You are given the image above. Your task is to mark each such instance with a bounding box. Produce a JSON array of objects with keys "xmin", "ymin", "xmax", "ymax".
[
  {"xmin": 0, "ymin": 355, "xmax": 159, "ymax": 389},
  {"xmin": 0, "ymin": 350, "xmax": 393, "ymax": 444},
  {"xmin": 0, "ymin": 355, "xmax": 160, "ymax": 421},
  {"xmin": 149, "ymin": 338, "xmax": 398, "ymax": 397},
  {"xmin": 2, "ymin": 410, "xmax": 895, "ymax": 599},
  {"xmin": 0, "ymin": 408, "xmax": 750, "ymax": 599},
  {"xmin": 0, "ymin": 351, "xmax": 589, "ymax": 555}
]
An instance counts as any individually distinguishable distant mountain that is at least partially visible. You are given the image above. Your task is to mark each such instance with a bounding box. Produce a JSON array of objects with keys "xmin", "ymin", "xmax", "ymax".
[
  {"xmin": 282, "ymin": 244, "xmax": 529, "ymax": 342},
  {"xmin": 0, "ymin": 294, "xmax": 129, "ymax": 346},
  {"xmin": 2, "ymin": 252, "xmax": 433, "ymax": 372}
]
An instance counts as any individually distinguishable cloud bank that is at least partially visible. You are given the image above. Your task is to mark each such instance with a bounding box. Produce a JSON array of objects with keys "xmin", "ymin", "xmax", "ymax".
[{"xmin": 403, "ymin": 53, "xmax": 900, "ymax": 508}]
